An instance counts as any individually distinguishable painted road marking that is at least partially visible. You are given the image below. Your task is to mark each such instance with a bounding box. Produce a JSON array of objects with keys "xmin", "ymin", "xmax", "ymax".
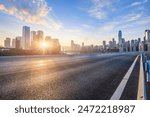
[
  {"xmin": 110, "ymin": 55, "xmax": 139, "ymax": 100},
  {"xmin": 137, "ymin": 54, "xmax": 146, "ymax": 100}
]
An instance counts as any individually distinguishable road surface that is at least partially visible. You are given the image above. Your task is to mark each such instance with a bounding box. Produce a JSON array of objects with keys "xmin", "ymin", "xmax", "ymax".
[{"xmin": 0, "ymin": 53, "xmax": 140, "ymax": 100}]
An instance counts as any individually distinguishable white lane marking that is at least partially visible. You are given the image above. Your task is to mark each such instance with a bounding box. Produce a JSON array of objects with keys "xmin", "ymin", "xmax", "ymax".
[
  {"xmin": 137, "ymin": 54, "xmax": 146, "ymax": 100},
  {"xmin": 110, "ymin": 55, "xmax": 139, "ymax": 100}
]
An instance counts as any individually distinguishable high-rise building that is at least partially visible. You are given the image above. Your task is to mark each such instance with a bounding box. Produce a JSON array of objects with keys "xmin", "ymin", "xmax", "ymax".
[
  {"xmin": 109, "ymin": 41, "xmax": 113, "ymax": 49},
  {"xmin": 4, "ymin": 37, "xmax": 11, "ymax": 48},
  {"xmin": 70, "ymin": 40, "xmax": 80, "ymax": 52},
  {"xmin": 134, "ymin": 39, "xmax": 139, "ymax": 51},
  {"xmin": 37, "ymin": 30, "xmax": 44, "ymax": 41},
  {"xmin": 112, "ymin": 38, "xmax": 117, "ymax": 48},
  {"xmin": 16, "ymin": 36, "xmax": 21, "ymax": 49},
  {"xmin": 125, "ymin": 41, "xmax": 130, "ymax": 52},
  {"xmin": 82, "ymin": 42, "xmax": 84, "ymax": 47},
  {"xmin": 145, "ymin": 30, "xmax": 150, "ymax": 43},
  {"xmin": 108, "ymin": 38, "xmax": 117, "ymax": 49},
  {"xmin": 22, "ymin": 26, "xmax": 30, "ymax": 49},
  {"xmin": 103, "ymin": 41, "xmax": 106, "ymax": 50},
  {"xmin": 118, "ymin": 30, "xmax": 122, "ymax": 45},
  {"xmin": 118, "ymin": 30, "xmax": 123, "ymax": 52},
  {"xmin": 31, "ymin": 31, "xmax": 36, "ymax": 42},
  {"xmin": 12, "ymin": 39, "xmax": 16, "ymax": 48},
  {"xmin": 71, "ymin": 40, "xmax": 74, "ymax": 47},
  {"xmin": 31, "ymin": 31, "xmax": 37, "ymax": 49},
  {"xmin": 138, "ymin": 38, "xmax": 141, "ymax": 43},
  {"xmin": 130, "ymin": 40, "xmax": 135, "ymax": 52},
  {"xmin": 45, "ymin": 36, "xmax": 51, "ymax": 41}
]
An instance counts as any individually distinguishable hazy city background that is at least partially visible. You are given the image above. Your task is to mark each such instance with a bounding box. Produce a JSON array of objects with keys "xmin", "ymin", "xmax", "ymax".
[
  {"xmin": 0, "ymin": 0, "xmax": 150, "ymax": 52},
  {"xmin": 0, "ymin": 25, "xmax": 150, "ymax": 55}
]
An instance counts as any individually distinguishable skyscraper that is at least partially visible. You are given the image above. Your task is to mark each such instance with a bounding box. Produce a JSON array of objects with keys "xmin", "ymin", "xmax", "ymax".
[
  {"xmin": 31, "ymin": 31, "xmax": 36, "ymax": 42},
  {"xmin": 130, "ymin": 40, "xmax": 135, "ymax": 52},
  {"xmin": 37, "ymin": 30, "xmax": 44, "ymax": 41},
  {"xmin": 138, "ymin": 38, "xmax": 141, "ymax": 43},
  {"xmin": 16, "ymin": 36, "xmax": 21, "ymax": 49},
  {"xmin": 103, "ymin": 41, "xmax": 106, "ymax": 50},
  {"xmin": 145, "ymin": 30, "xmax": 150, "ymax": 43},
  {"xmin": 22, "ymin": 26, "xmax": 30, "ymax": 49},
  {"xmin": 12, "ymin": 39, "xmax": 16, "ymax": 48},
  {"xmin": 112, "ymin": 38, "xmax": 117, "ymax": 48},
  {"xmin": 4, "ymin": 37, "xmax": 11, "ymax": 48},
  {"xmin": 118, "ymin": 30, "xmax": 123, "ymax": 52},
  {"xmin": 31, "ymin": 31, "xmax": 37, "ymax": 49},
  {"xmin": 118, "ymin": 30, "xmax": 122, "ymax": 46}
]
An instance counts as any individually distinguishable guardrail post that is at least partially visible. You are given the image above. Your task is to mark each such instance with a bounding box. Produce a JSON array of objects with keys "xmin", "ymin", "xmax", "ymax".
[
  {"xmin": 142, "ymin": 53, "xmax": 147, "ymax": 71},
  {"xmin": 144, "ymin": 56, "xmax": 147, "ymax": 71},
  {"xmin": 147, "ymin": 62, "xmax": 150, "ymax": 82}
]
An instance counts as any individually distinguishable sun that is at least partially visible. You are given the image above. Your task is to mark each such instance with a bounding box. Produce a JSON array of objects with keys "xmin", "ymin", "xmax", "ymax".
[{"xmin": 40, "ymin": 41, "xmax": 48, "ymax": 48}]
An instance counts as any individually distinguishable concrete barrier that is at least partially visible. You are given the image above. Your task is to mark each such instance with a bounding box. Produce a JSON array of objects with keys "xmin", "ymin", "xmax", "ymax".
[{"xmin": 137, "ymin": 54, "xmax": 146, "ymax": 100}]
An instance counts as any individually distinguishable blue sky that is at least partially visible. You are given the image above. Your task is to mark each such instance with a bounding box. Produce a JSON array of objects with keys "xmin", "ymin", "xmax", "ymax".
[{"xmin": 0, "ymin": 0, "xmax": 150, "ymax": 46}]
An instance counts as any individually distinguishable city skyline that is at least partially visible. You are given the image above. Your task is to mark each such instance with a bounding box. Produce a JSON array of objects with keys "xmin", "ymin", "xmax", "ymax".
[
  {"xmin": 1, "ymin": 26, "xmax": 148, "ymax": 48},
  {"xmin": 0, "ymin": 0, "xmax": 150, "ymax": 46}
]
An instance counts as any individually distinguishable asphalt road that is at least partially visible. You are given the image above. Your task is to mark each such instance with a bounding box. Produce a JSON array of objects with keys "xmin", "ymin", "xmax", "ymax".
[{"xmin": 0, "ymin": 53, "xmax": 139, "ymax": 100}]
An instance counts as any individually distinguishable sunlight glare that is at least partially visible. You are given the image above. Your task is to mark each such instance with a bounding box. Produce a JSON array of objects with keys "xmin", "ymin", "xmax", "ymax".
[{"xmin": 41, "ymin": 41, "xmax": 48, "ymax": 48}]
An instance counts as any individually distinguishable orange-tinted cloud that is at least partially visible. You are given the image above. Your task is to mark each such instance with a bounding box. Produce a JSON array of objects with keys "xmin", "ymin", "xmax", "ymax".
[{"xmin": 0, "ymin": 0, "xmax": 62, "ymax": 29}]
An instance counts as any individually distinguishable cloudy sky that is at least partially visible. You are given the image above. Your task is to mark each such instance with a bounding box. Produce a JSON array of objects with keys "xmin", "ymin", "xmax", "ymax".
[{"xmin": 0, "ymin": 0, "xmax": 150, "ymax": 46}]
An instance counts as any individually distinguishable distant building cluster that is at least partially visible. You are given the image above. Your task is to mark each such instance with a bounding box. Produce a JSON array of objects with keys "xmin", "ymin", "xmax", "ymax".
[
  {"xmin": 2, "ymin": 26, "xmax": 150, "ymax": 54},
  {"xmin": 4, "ymin": 37, "xmax": 21, "ymax": 49},
  {"xmin": 63, "ymin": 29, "xmax": 150, "ymax": 54},
  {"xmin": 102, "ymin": 30, "xmax": 150, "ymax": 53},
  {"xmin": 103, "ymin": 38, "xmax": 118, "ymax": 52},
  {"xmin": 116, "ymin": 30, "xmax": 150, "ymax": 52},
  {"xmin": 63, "ymin": 40, "xmax": 103, "ymax": 54},
  {"xmin": 3, "ymin": 26, "xmax": 61, "ymax": 54}
]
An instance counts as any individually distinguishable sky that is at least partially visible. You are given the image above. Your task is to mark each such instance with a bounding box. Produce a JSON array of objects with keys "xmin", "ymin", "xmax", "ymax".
[{"xmin": 0, "ymin": 0, "xmax": 150, "ymax": 46}]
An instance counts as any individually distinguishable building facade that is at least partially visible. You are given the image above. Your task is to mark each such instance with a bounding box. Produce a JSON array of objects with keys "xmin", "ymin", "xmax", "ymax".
[
  {"xmin": 118, "ymin": 30, "xmax": 123, "ymax": 52},
  {"xmin": 12, "ymin": 39, "xmax": 16, "ymax": 48},
  {"xmin": 22, "ymin": 26, "xmax": 30, "ymax": 49},
  {"xmin": 16, "ymin": 36, "xmax": 21, "ymax": 49},
  {"xmin": 4, "ymin": 37, "xmax": 11, "ymax": 48}
]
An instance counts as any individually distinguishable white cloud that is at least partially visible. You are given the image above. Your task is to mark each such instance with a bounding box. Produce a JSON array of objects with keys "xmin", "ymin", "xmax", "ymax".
[
  {"xmin": 81, "ymin": 24, "xmax": 93, "ymax": 29},
  {"xmin": 130, "ymin": 0, "xmax": 148, "ymax": 7},
  {"xmin": 0, "ymin": 0, "xmax": 62, "ymax": 30},
  {"xmin": 89, "ymin": 8, "xmax": 106, "ymax": 20},
  {"xmin": 99, "ymin": 13, "xmax": 144, "ymax": 30},
  {"xmin": 88, "ymin": 0, "xmax": 116, "ymax": 20},
  {"xmin": 121, "ymin": 13, "xmax": 143, "ymax": 22}
]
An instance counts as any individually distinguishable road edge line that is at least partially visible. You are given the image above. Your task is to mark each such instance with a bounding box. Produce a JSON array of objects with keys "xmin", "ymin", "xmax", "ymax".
[{"xmin": 110, "ymin": 55, "xmax": 139, "ymax": 100}]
